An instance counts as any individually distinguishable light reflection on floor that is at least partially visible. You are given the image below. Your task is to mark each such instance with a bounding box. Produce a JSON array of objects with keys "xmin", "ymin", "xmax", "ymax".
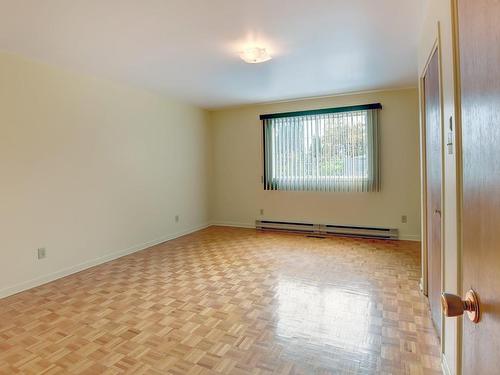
[
  {"xmin": 275, "ymin": 277, "xmax": 380, "ymax": 372},
  {"xmin": 277, "ymin": 278, "xmax": 371, "ymax": 348}
]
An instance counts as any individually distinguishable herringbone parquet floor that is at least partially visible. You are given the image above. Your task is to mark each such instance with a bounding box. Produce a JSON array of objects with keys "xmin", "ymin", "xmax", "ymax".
[{"xmin": 0, "ymin": 227, "xmax": 441, "ymax": 374}]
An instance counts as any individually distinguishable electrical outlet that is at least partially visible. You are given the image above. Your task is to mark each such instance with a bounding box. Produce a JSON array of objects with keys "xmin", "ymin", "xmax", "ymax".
[
  {"xmin": 401, "ymin": 215, "xmax": 408, "ymax": 224},
  {"xmin": 175, "ymin": 215, "xmax": 179, "ymax": 223},
  {"xmin": 37, "ymin": 248, "xmax": 46, "ymax": 260},
  {"xmin": 259, "ymin": 209, "xmax": 264, "ymax": 216}
]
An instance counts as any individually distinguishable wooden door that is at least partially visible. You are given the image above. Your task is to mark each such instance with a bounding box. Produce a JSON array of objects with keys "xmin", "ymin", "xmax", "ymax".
[
  {"xmin": 458, "ymin": 0, "xmax": 500, "ymax": 373},
  {"xmin": 423, "ymin": 49, "xmax": 442, "ymax": 336}
]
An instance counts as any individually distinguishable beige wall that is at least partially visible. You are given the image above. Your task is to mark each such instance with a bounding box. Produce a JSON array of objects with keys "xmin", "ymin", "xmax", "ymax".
[
  {"xmin": 418, "ymin": 1, "xmax": 460, "ymax": 374},
  {"xmin": 0, "ymin": 53, "xmax": 210, "ymax": 298},
  {"xmin": 209, "ymin": 88, "xmax": 421, "ymax": 240}
]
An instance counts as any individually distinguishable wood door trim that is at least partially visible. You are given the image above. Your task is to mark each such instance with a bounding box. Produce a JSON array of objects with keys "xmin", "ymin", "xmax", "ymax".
[
  {"xmin": 450, "ymin": 0, "xmax": 463, "ymax": 373},
  {"xmin": 419, "ymin": 22, "xmax": 446, "ymax": 350},
  {"xmin": 419, "ymin": 72, "xmax": 429, "ymax": 297}
]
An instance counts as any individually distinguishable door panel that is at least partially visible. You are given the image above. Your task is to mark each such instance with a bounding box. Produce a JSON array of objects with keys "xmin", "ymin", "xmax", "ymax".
[
  {"xmin": 459, "ymin": 0, "xmax": 500, "ymax": 373},
  {"xmin": 424, "ymin": 49, "xmax": 442, "ymax": 336}
]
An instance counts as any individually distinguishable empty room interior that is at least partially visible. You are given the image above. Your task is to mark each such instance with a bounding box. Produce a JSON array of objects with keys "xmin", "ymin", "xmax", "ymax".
[{"xmin": 1, "ymin": 1, "xmax": 499, "ymax": 374}]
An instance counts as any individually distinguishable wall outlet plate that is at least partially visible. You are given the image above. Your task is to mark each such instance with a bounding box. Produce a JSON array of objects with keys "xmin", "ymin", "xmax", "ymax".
[
  {"xmin": 175, "ymin": 215, "xmax": 179, "ymax": 223},
  {"xmin": 37, "ymin": 248, "xmax": 46, "ymax": 259},
  {"xmin": 401, "ymin": 215, "xmax": 408, "ymax": 224}
]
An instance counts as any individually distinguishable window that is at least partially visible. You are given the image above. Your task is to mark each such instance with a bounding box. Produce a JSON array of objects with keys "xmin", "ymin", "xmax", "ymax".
[{"xmin": 262, "ymin": 104, "xmax": 381, "ymax": 192}]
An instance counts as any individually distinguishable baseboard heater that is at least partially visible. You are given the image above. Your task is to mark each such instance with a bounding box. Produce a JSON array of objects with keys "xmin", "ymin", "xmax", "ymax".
[{"xmin": 255, "ymin": 220, "xmax": 398, "ymax": 240}]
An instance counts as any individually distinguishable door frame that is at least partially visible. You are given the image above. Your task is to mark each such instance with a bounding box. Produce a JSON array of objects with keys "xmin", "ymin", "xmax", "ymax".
[
  {"xmin": 418, "ymin": 23, "xmax": 446, "ymax": 346},
  {"xmin": 450, "ymin": 0, "xmax": 464, "ymax": 373}
]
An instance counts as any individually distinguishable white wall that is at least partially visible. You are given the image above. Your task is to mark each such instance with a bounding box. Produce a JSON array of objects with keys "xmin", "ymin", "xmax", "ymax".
[
  {"xmin": 0, "ymin": 52, "xmax": 210, "ymax": 298},
  {"xmin": 209, "ymin": 88, "xmax": 421, "ymax": 240},
  {"xmin": 418, "ymin": 1, "xmax": 460, "ymax": 374}
]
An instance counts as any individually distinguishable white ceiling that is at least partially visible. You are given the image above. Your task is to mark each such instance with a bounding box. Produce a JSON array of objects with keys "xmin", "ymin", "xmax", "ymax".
[{"xmin": 0, "ymin": 0, "xmax": 422, "ymax": 108}]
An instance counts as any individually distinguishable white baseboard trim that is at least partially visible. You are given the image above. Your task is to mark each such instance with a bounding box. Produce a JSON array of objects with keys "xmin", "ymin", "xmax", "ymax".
[
  {"xmin": 441, "ymin": 353, "xmax": 452, "ymax": 375},
  {"xmin": 210, "ymin": 221, "xmax": 256, "ymax": 229},
  {"xmin": 399, "ymin": 234, "xmax": 421, "ymax": 241},
  {"xmin": 0, "ymin": 223, "xmax": 210, "ymax": 300}
]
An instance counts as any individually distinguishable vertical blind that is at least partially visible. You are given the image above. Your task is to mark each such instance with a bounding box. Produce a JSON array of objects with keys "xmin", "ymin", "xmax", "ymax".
[{"xmin": 262, "ymin": 106, "xmax": 380, "ymax": 192}]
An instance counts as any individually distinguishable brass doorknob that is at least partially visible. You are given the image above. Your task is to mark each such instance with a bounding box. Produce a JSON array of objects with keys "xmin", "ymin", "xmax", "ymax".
[{"xmin": 441, "ymin": 289, "xmax": 480, "ymax": 323}]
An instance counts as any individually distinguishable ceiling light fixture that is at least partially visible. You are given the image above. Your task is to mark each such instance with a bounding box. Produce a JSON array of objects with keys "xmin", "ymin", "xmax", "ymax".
[{"xmin": 240, "ymin": 47, "xmax": 272, "ymax": 64}]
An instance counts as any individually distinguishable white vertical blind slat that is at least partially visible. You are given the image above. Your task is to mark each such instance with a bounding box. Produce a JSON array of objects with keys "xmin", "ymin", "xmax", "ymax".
[{"xmin": 264, "ymin": 109, "xmax": 379, "ymax": 192}]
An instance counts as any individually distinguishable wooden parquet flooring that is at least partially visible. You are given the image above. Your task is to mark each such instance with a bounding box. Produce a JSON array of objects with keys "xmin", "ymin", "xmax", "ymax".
[{"xmin": 0, "ymin": 227, "xmax": 442, "ymax": 375}]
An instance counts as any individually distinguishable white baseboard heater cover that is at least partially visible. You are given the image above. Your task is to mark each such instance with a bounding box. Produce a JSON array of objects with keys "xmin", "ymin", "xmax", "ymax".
[{"xmin": 255, "ymin": 220, "xmax": 398, "ymax": 240}]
